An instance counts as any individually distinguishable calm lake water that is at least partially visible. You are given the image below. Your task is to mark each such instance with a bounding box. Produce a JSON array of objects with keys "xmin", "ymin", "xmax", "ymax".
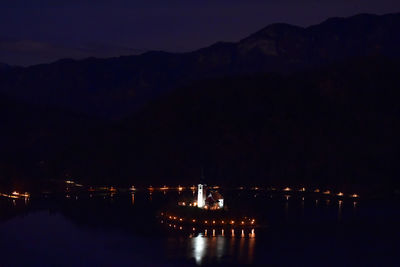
[{"xmin": 0, "ymin": 190, "xmax": 399, "ymax": 266}]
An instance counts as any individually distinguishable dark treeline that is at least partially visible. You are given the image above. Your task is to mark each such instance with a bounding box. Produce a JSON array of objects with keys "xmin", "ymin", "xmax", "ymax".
[
  {"xmin": 0, "ymin": 13, "xmax": 400, "ymax": 193},
  {"xmin": 0, "ymin": 56, "xmax": 399, "ymax": 193}
]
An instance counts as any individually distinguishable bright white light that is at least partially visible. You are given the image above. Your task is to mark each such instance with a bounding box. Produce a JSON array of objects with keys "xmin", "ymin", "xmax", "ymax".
[
  {"xmin": 218, "ymin": 199, "xmax": 224, "ymax": 208},
  {"xmin": 192, "ymin": 235, "xmax": 206, "ymax": 265},
  {"xmin": 197, "ymin": 184, "xmax": 205, "ymax": 208}
]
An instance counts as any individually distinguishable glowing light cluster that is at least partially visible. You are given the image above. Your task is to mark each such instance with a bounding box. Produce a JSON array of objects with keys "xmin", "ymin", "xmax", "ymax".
[
  {"xmin": 161, "ymin": 213, "xmax": 256, "ymax": 227},
  {"xmin": 0, "ymin": 191, "xmax": 30, "ymax": 200}
]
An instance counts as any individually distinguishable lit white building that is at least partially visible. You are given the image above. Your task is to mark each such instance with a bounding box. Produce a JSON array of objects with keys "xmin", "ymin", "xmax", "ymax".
[
  {"xmin": 218, "ymin": 198, "xmax": 224, "ymax": 209},
  {"xmin": 197, "ymin": 184, "xmax": 224, "ymax": 209},
  {"xmin": 197, "ymin": 184, "xmax": 206, "ymax": 208}
]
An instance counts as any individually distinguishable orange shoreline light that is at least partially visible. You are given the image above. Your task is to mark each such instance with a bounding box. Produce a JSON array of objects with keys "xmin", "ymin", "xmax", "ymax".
[
  {"xmin": 1, "ymin": 191, "xmax": 30, "ymax": 199},
  {"xmin": 160, "ymin": 213, "xmax": 257, "ymax": 228}
]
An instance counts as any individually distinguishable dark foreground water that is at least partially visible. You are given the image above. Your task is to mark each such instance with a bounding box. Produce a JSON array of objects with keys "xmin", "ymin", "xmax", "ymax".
[{"xmin": 0, "ymin": 190, "xmax": 399, "ymax": 266}]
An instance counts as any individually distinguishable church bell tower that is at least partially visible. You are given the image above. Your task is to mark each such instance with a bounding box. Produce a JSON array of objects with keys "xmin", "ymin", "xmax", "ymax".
[{"xmin": 197, "ymin": 184, "xmax": 205, "ymax": 208}]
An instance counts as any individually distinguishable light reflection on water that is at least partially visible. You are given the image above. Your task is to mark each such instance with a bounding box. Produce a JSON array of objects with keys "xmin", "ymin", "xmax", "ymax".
[
  {"xmin": 1, "ymin": 190, "xmax": 398, "ymax": 265},
  {"xmin": 192, "ymin": 234, "xmax": 207, "ymax": 264},
  {"xmin": 338, "ymin": 200, "xmax": 343, "ymax": 221},
  {"xmin": 190, "ymin": 230, "xmax": 256, "ymax": 265},
  {"xmin": 131, "ymin": 192, "xmax": 135, "ymax": 205}
]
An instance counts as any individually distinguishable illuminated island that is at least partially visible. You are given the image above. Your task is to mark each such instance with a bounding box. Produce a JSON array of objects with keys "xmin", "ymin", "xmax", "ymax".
[
  {"xmin": 159, "ymin": 184, "xmax": 257, "ymax": 231},
  {"xmin": 177, "ymin": 184, "xmax": 224, "ymax": 210}
]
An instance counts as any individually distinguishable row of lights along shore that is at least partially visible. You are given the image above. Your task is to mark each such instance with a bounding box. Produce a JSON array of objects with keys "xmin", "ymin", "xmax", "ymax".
[
  {"xmin": 145, "ymin": 185, "xmax": 359, "ymax": 198},
  {"xmin": 62, "ymin": 181, "xmax": 360, "ymax": 198},
  {"xmin": 160, "ymin": 213, "xmax": 256, "ymax": 226}
]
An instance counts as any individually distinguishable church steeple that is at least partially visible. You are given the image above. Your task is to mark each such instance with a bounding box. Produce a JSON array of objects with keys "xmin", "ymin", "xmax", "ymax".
[
  {"xmin": 200, "ymin": 167, "xmax": 205, "ymax": 183},
  {"xmin": 197, "ymin": 184, "xmax": 205, "ymax": 208},
  {"xmin": 197, "ymin": 167, "xmax": 207, "ymax": 208}
]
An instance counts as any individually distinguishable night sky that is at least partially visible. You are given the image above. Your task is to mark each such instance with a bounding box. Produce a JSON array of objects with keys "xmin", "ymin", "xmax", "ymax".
[{"xmin": 1, "ymin": 0, "xmax": 399, "ymax": 66}]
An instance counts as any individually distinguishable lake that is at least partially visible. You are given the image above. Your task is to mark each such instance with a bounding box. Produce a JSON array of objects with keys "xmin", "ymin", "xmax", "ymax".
[{"xmin": 0, "ymin": 189, "xmax": 399, "ymax": 266}]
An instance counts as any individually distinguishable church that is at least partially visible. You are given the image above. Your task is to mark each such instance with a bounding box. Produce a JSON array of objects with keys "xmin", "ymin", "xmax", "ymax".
[{"xmin": 197, "ymin": 184, "xmax": 224, "ymax": 210}]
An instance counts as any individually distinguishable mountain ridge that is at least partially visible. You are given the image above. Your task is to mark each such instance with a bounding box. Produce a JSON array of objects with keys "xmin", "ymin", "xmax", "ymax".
[
  {"xmin": 0, "ymin": 56, "xmax": 399, "ymax": 190},
  {"xmin": 0, "ymin": 12, "xmax": 399, "ymax": 119},
  {"xmin": 1, "ymin": 13, "xmax": 400, "ymax": 191}
]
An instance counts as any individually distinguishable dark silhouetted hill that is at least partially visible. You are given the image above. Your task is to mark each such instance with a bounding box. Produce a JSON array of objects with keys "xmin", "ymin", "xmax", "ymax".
[
  {"xmin": 2, "ymin": 57, "xmax": 398, "ymax": 193},
  {"xmin": 1, "ymin": 13, "xmax": 400, "ymax": 193},
  {"xmin": 0, "ymin": 13, "xmax": 399, "ymax": 119},
  {"xmin": 0, "ymin": 62, "xmax": 9, "ymax": 69},
  {"xmin": 119, "ymin": 57, "xmax": 400, "ymax": 191}
]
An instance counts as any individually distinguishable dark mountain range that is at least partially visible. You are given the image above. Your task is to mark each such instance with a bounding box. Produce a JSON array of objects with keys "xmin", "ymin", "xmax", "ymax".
[
  {"xmin": 1, "ymin": 56, "xmax": 399, "ymax": 192},
  {"xmin": 0, "ymin": 62, "xmax": 9, "ymax": 69},
  {"xmin": 121, "ymin": 56, "xmax": 400, "ymax": 190},
  {"xmin": 0, "ymin": 13, "xmax": 399, "ymax": 119},
  {"xmin": 0, "ymin": 40, "xmax": 147, "ymax": 67},
  {"xmin": 1, "ymin": 13, "xmax": 400, "ymax": 192}
]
